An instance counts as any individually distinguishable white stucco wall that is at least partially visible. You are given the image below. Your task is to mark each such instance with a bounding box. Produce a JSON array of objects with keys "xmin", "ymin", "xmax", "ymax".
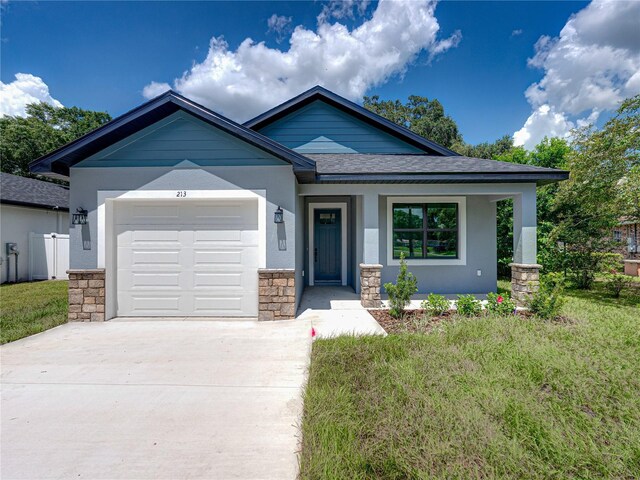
[{"xmin": 0, "ymin": 204, "xmax": 69, "ymax": 283}]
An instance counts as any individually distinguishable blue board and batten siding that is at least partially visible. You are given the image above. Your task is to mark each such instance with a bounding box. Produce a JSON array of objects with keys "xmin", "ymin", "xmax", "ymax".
[
  {"xmin": 76, "ymin": 111, "xmax": 287, "ymax": 168},
  {"xmin": 258, "ymin": 101, "xmax": 423, "ymax": 154}
]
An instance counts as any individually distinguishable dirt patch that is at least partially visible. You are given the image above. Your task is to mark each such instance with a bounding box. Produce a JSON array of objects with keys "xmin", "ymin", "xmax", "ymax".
[
  {"xmin": 368, "ymin": 309, "xmax": 452, "ymax": 334},
  {"xmin": 368, "ymin": 309, "xmax": 553, "ymax": 334}
]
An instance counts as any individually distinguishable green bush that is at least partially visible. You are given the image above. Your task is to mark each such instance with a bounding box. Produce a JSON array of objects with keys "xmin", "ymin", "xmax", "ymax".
[
  {"xmin": 383, "ymin": 252, "xmax": 418, "ymax": 318},
  {"xmin": 456, "ymin": 294, "xmax": 482, "ymax": 316},
  {"xmin": 560, "ymin": 251, "xmax": 623, "ymax": 289},
  {"xmin": 527, "ymin": 273, "xmax": 566, "ymax": 320},
  {"xmin": 485, "ymin": 292, "xmax": 516, "ymax": 316},
  {"xmin": 420, "ymin": 293, "xmax": 451, "ymax": 316},
  {"xmin": 603, "ymin": 270, "xmax": 630, "ymax": 298}
]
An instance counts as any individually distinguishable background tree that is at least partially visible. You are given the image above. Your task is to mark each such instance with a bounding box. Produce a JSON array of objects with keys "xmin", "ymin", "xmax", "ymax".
[
  {"xmin": 552, "ymin": 95, "xmax": 640, "ymax": 288},
  {"xmin": 363, "ymin": 95, "xmax": 462, "ymax": 149},
  {"xmin": 452, "ymin": 135, "xmax": 514, "ymax": 159},
  {"xmin": 494, "ymin": 139, "xmax": 570, "ymax": 276},
  {"xmin": 0, "ymin": 102, "xmax": 111, "ymax": 180}
]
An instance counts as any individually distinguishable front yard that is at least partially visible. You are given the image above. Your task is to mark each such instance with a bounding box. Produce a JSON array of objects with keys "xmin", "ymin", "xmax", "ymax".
[
  {"xmin": 300, "ymin": 281, "xmax": 640, "ymax": 479},
  {"xmin": 0, "ymin": 280, "xmax": 68, "ymax": 344}
]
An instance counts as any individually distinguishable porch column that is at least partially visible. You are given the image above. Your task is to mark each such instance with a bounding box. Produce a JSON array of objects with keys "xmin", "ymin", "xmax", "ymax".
[
  {"xmin": 360, "ymin": 193, "xmax": 382, "ymax": 308},
  {"xmin": 510, "ymin": 187, "xmax": 541, "ymax": 306}
]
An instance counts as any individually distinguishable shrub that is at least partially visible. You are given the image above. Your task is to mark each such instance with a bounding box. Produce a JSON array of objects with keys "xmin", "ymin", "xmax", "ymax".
[
  {"xmin": 486, "ymin": 292, "xmax": 516, "ymax": 316},
  {"xmin": 456, "ymin": 294, "xmax": 482, "ymax": 317},
  {"xmin": 603, "ymin": 270, "xmax": 630, "ymax": 298},
  {"xmin": 383, "ymin": 252, "xmax": 418, "ymax": 318},
  {"xmin": 421, "ymin": 293, "xmax": 451, "ymax": 316},
  {"xmin": 561, "ymin": 251, "xmax": 623, "ymax": 289},
  {"xmin": 527, "ymin": 273, "xmax": 566, "ymax": 320}
]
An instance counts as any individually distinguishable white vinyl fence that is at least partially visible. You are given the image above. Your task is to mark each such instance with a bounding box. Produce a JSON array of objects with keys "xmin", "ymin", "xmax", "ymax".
[{"xmin": 29, "ymin": 233, "xmax": 69, "ymax": 281}]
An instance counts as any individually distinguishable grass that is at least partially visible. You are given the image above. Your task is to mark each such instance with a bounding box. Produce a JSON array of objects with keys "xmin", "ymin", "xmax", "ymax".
[
  {"xmin": 0, "ymin": 280, "xmax": 68, "ymax": 344},
  {"xmin": 300, "ymin": 281, "xmax": 640, "ymax": 479}
]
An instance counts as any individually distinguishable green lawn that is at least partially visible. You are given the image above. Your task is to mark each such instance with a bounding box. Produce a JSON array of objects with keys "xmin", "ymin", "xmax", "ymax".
[
  {"xmin": 0, "ymin": 280, "xmax": 68, "ymax": 344},
  {"xmin": 300, "ymin": 281, "xmax": 640, "ymax": 479}
]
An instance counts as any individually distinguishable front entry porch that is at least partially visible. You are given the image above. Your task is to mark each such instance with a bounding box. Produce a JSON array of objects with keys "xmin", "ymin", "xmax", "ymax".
[{"xmin": 300, "ymin": 184, "xmax": 541, "ymax": 308}]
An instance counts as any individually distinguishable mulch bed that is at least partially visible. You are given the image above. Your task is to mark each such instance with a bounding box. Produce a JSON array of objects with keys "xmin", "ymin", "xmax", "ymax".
[
  {"xmin": 367, "ymin": 308, "xmax": 565, "ymax": 334},
  {"xmin": 368, "ymin": 309, "xmax": 452, "ymax": 334}
]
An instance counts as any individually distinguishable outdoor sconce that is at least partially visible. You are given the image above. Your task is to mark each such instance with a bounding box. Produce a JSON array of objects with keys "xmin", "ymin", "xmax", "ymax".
[
  {"xmin": 274, "ymin": 206, "xmax": 284, "ymax": 224},
  {"xmin": 72, "ymin": 207, "xmax": 88, "ymax": 225}
]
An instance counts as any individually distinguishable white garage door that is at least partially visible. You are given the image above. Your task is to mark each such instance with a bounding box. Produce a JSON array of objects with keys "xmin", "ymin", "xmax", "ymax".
[{"xmin": 115, "ymin": 199, "xmax": 259, "ymax": 317}]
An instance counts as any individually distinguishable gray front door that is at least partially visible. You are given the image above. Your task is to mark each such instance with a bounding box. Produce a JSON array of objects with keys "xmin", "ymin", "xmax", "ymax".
[{"xmin": 314, "ymin": 209, "xmax": 341, "ymax": 283}]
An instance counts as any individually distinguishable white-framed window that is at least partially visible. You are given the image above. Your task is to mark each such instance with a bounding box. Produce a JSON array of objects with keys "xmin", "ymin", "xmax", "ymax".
[
  {"xmin": 386, "ymin": 196, "xmax": 466, "ymax": 266},
  {"xmin": 613, "ymin": 229, "xmax": 622, "ymax": 242}
]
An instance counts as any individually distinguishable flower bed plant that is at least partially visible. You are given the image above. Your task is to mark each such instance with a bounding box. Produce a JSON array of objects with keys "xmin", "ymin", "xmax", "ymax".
[{"xmin": 485, "ymin": 292, "xmax": 516, "ymax": 315}]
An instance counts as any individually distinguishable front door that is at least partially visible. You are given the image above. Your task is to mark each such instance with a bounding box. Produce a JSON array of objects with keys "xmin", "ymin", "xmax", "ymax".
[{"xmin": 314, "ymin": 209, "xmax": 341, "ymax": 283}]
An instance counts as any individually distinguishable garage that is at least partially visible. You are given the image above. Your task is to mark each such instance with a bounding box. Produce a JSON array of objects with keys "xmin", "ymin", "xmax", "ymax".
[{"xmin": 114, "ymin": 198, "xmax": 259, "ymax": 317}]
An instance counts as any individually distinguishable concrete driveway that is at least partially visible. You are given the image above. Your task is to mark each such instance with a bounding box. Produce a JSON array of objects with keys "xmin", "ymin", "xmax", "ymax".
[{"xmin": 1, "ymin": 320, "xmax": 311, "ymax": 480}]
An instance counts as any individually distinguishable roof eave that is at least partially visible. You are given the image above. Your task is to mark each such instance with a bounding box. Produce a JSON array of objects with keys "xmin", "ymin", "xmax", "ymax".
[
  {"xmin": 313, "ymin": 171, "xmax": 570, "ymax": 185},
  {"xmin": 0, "ymin": 199, "xmax": 69, "ymax": 211}
]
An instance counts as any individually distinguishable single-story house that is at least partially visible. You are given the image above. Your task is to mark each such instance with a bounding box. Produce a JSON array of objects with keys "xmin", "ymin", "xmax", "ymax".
[
  {"xmin": 0, "ymin": 172, "xmax": 70, "ymax": 283},
  {"xmin": 29, "ymin": 86, "xmax": 568, "ymax": 321},
  {"xmin": 612, "ymin": 219, "xmax": 639, "ymax": 276}
]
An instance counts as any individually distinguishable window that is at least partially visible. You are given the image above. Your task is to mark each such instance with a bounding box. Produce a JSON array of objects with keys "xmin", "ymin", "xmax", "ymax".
[
  {"xmin": 613, "ymin": 229, "xmax": 622, "ymax": 242},
  {"xmin": 392, "ymin": 203, "xmax": 458, "ymax": 259}
]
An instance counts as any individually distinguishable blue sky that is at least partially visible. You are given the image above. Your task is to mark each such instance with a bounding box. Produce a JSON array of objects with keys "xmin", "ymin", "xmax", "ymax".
[{"xmin": 1, "ymin": 1, "xmax": 638, "ymax": 148}]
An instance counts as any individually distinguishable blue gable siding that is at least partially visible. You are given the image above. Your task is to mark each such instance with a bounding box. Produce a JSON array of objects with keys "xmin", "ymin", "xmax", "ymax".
[
  {"xmin": 257, "ymin": 101, "xmax": 423, "ymax": 154},
  {"xmin": 76, "ymin": 111, "xmax": 287, "ymax": 168}
]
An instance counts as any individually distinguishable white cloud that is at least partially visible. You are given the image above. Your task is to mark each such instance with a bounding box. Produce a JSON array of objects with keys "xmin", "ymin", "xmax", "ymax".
[
  {"xmin": 514, "ymin": 0, "xmax": 640, "ymax": 150},
  {"xmin": 0, "ymin": 73, "xmax": 63, "ymax": 117},
  {"xmin": 513, "ymin": 105, "xmax": 574, "ymax": 147},
  {"xmin": 143, "ymin": 0, "xmax": 460, "ymax": 122},
  {"xmin": 511, "ymin": 29, "xmax": 523, "ymax": 37},
  {"xmin": 142, "ymin": 81, "xmax": 171, "ymax": 99},
  {"xmin": 267, "ymin": 14, "xmax": 292, "ymax": 43}
]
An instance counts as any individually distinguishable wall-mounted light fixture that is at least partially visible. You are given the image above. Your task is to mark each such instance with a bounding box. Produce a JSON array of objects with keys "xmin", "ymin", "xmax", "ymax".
[
  {"xmin": 274, "ymin": 206, "xmax": 284, "ymax": 224},
  {"xmin": 72, "ymin": 207, "xmax": 88, "ymax": 225}
]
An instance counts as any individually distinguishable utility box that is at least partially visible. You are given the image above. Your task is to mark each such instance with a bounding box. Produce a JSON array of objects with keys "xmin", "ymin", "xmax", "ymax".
[{"xmin": 5, "ymin": 242, "xmax": 18, "ymax": 255}]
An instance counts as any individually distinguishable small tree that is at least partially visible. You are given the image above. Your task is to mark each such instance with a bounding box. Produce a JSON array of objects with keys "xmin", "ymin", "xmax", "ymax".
[
  {"xmin": 551, "ymin": 95, "xmax": 639, "ymax": 288},
  {"xmin": 384, "ymin": 252, "xmax": 418, "ymax": 318},
  {"xmin": 527, "ymin": 273, "xmax": 566, "ymax": 320}
]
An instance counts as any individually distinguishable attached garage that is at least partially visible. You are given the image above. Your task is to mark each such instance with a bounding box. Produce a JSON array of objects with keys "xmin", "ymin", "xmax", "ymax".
[{"xmin": 113, "ymin": 198, "xmax": 260, "ymax": 317}]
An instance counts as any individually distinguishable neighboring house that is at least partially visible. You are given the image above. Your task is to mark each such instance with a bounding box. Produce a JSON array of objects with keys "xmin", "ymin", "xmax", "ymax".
[
  {"xmin": 612, "ymin": 219, "xmax": 639, "ymax": 258},
  {"xmin": 30, "ymin": 86, "xmax": 568, "ymax": 321},
  {"xmin": 0, "ymin": 173, "xmax": 70, "ymax": 283},
  {"xmin": 612, "ymin": 219, "xmax": 639, "ymax": 277}
]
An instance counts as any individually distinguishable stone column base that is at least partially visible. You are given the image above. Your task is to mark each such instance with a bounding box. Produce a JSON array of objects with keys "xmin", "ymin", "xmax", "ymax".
[
  {"xmin": 258, "ymin": 269, "xmax": 296, "ymax": 321},
  {"xmin": 509, "ymin": 263, "xmax": 541, "ymax": 307},
  {"xmin": 360, "ymin": 264, "xmax": 382, "ymax": 308},
  {"xmin": 67, "ymin": 269, "xmax": 105, "ymax": 322}
]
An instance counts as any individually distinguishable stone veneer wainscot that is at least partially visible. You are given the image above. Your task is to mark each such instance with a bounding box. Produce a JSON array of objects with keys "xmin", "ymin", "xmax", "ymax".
[
  {"xmin": 359, "ymin": 263, "xmax": 382, "ymax": 308},
  {"xmin": 509, "ymin": 263, "xmax": 541, "ymax": 307},
  {"xmin": 258, "ymin": 269, "xmax": 296, "ymax": 321},
  {"xmin": 67, "ymin": 269, "xmax": 105, "ymax": 322}
]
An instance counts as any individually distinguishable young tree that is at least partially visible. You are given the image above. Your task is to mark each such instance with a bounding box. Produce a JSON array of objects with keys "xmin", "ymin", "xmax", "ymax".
[
  {"xmin": 0, "ymin": 103, "xmax": 111, "ymax": 179},
  {"xmin": 363, "ymin": 95, "xmax": 462, "ymax": 149},
  {"xmin": 552, "ymin": 95, "xmax": 640, "ymax": 288}
]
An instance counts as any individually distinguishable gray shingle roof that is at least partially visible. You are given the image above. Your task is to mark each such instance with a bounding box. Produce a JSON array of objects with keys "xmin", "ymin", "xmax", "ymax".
[
  {"xmin": 305, "ymin": 153, "xmax": 564, "ymax": 175},
  {"xmin": 0, "ymin": 173, "xmax": 69, "ymax": 210}
]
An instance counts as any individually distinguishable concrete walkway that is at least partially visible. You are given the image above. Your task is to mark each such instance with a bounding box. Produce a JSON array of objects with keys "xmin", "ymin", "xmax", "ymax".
[
  {"xmin": 296, "ymin": 286, "xmax": 386, "ymax": 338},
  {"xmin": 1, "ymin": 320, "xmax": 311, "ymax": 480}
]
